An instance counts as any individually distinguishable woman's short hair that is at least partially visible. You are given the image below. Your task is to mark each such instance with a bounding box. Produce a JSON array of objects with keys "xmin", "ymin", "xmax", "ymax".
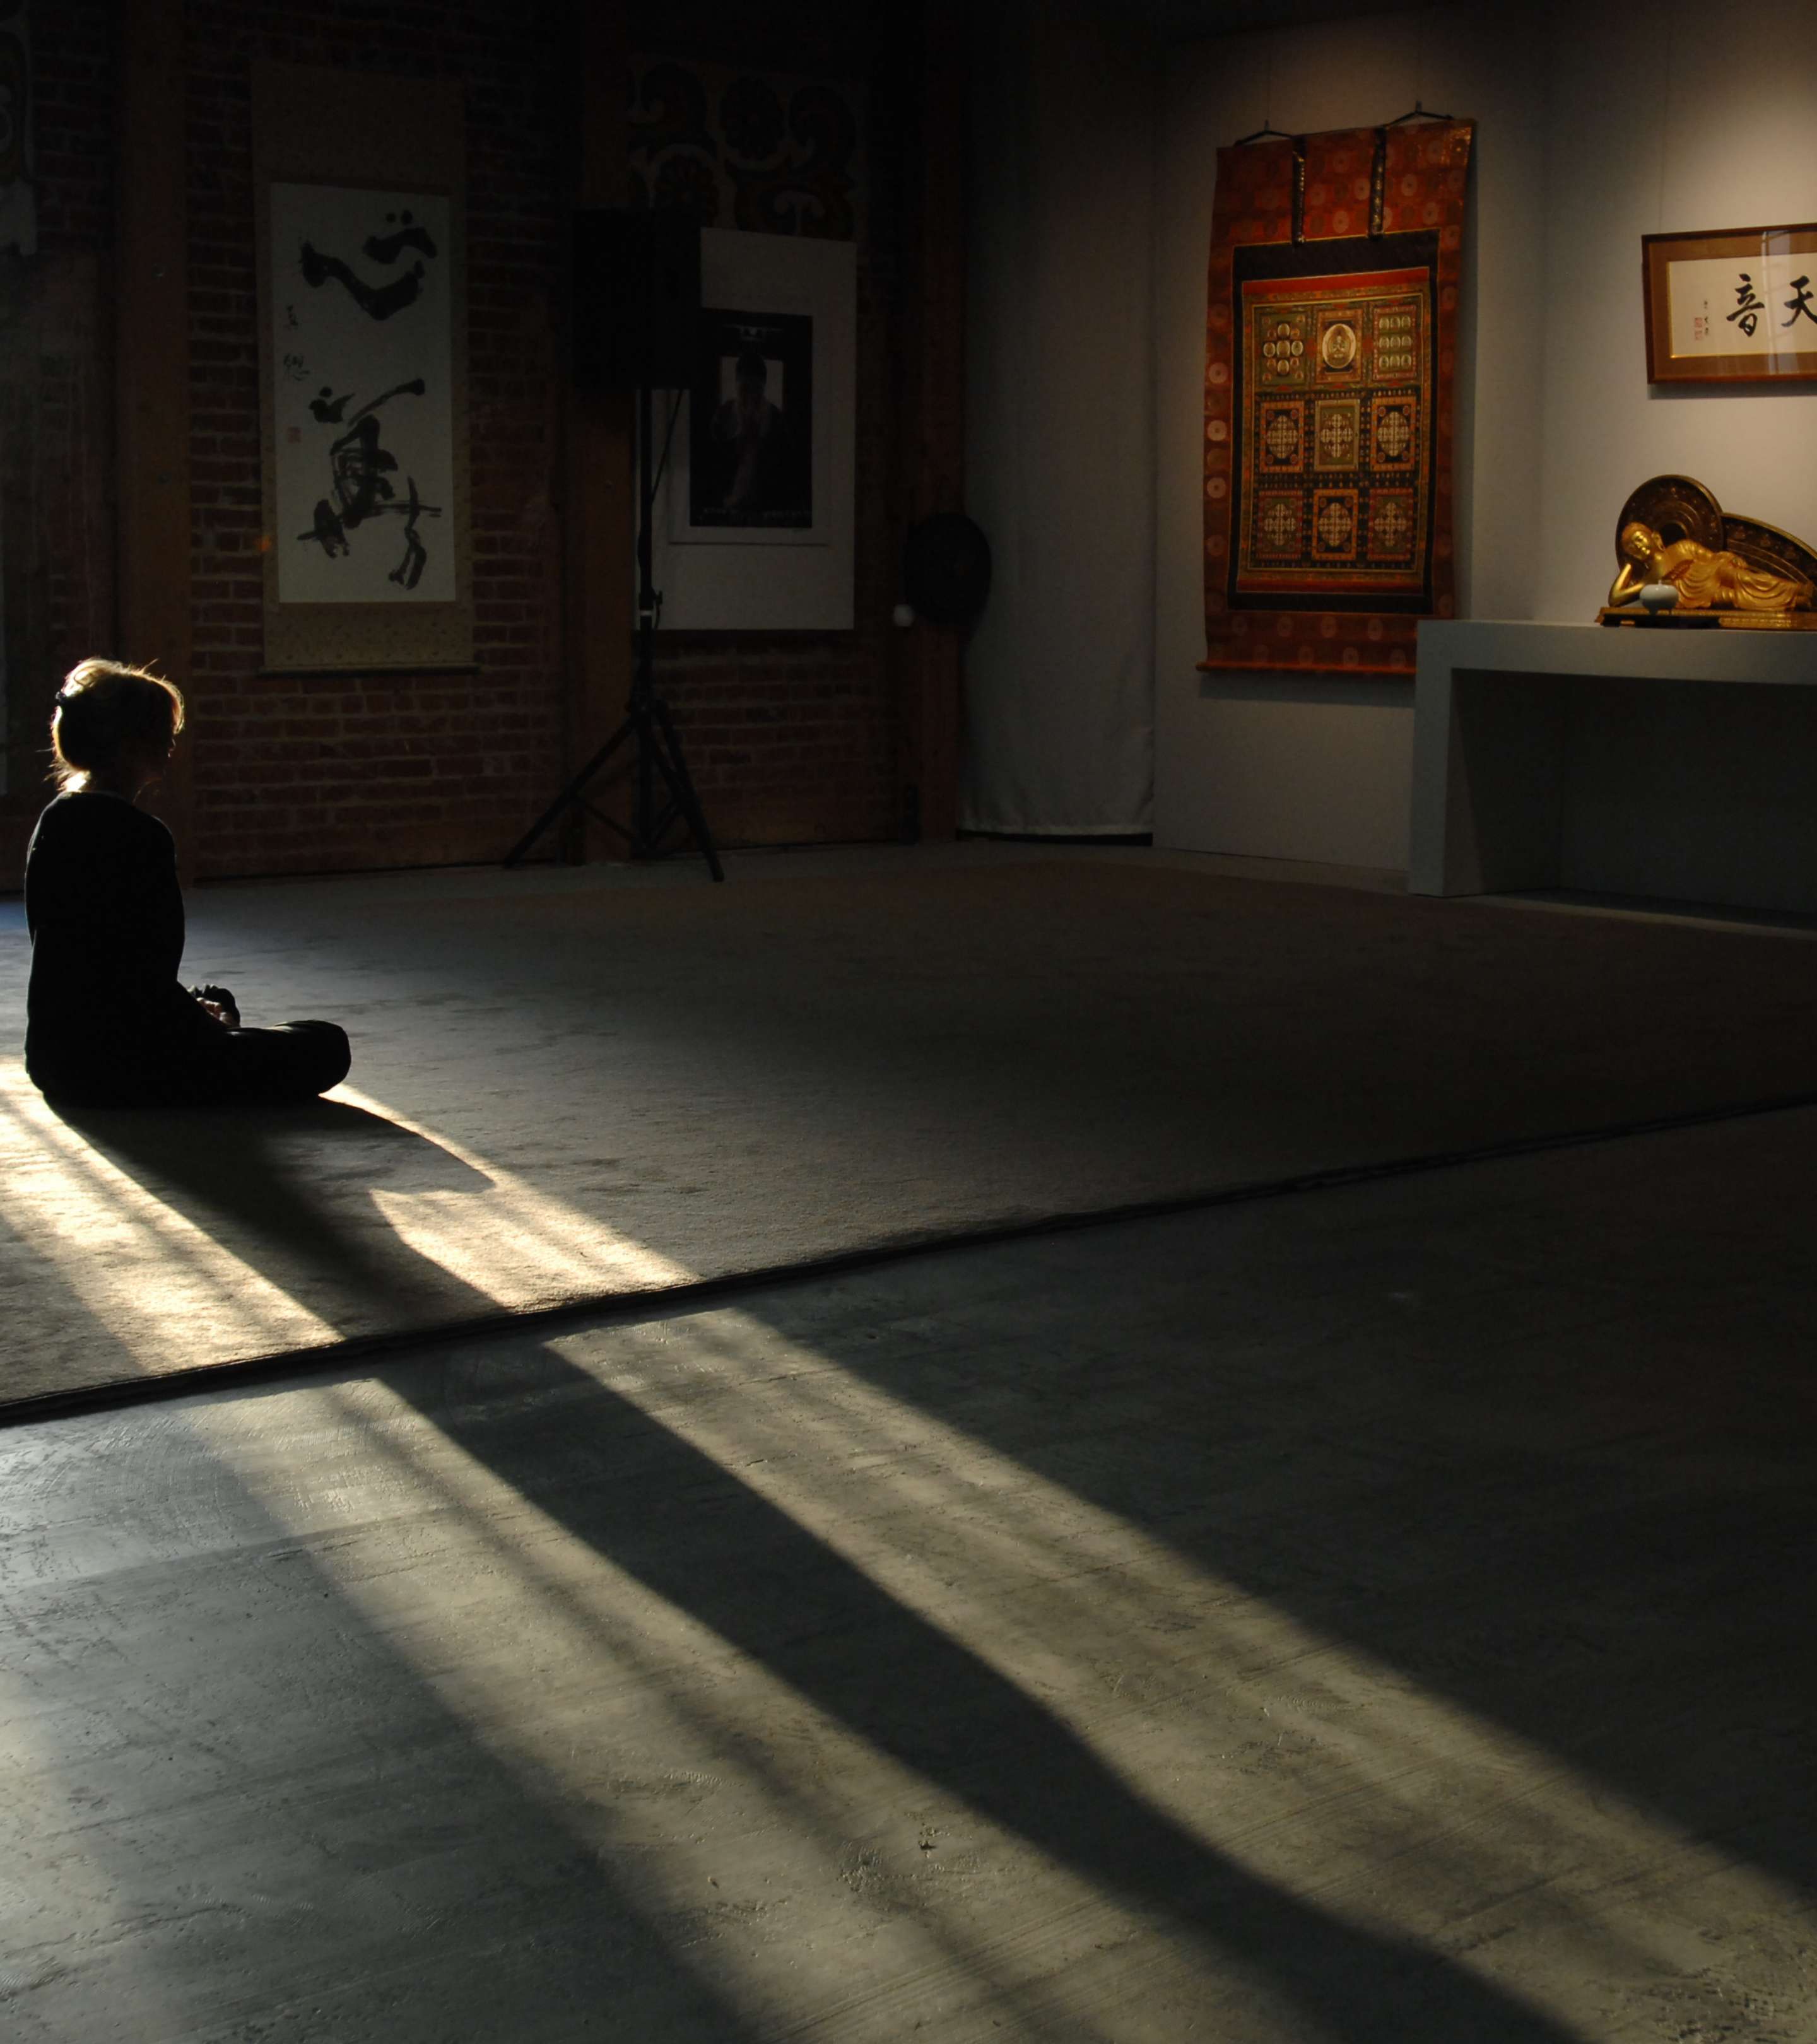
[{"xmin": 50, "ymin": 659, "xmax": 185, "ymax": 794}]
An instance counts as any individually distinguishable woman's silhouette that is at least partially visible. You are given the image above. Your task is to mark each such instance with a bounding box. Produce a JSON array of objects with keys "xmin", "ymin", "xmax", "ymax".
[{"xmin": 22, "ymin": 659, "xmax": 350, "ymax": 1108}]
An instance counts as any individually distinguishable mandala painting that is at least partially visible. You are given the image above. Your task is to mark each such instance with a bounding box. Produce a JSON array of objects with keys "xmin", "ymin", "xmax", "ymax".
[{"xmin": 1203, "ymin": 120, "xmax": 1473, "ymax": 677}]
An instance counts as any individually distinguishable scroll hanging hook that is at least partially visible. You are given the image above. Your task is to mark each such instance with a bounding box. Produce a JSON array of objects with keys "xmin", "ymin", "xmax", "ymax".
[
  {"xmin": 1236, "ymin": 33, "xmax": 1288, "ymax": 146},
  {"xmin": 1386, "ymin": 98, "xmax": 1454, "ymax": 124}
]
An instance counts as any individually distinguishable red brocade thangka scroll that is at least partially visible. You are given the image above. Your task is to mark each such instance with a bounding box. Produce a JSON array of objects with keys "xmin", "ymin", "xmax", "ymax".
[{"xmin": 1201, "ymin": 120, "xmax": 1474, "ymax": 676}]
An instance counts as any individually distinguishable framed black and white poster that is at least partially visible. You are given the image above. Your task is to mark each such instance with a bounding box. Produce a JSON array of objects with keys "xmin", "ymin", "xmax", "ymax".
[
  {"xmin": 656, "ymin": 228, "xmax": 856, "ymax": 630},
  {"xmin": 688, "ymin": 308, "xmax": 814, "ymax": 531},
  {"xmin": 253, "ymin": 63, "xmax": 472, "ymax": 671}
]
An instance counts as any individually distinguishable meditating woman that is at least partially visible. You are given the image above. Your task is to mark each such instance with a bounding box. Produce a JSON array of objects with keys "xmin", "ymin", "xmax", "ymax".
[{"xmin": 23, "ymin": 659, "xmax": 350, "ymax": 1109}]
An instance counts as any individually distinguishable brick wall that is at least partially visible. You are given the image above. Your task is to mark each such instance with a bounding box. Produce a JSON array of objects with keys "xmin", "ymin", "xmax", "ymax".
[
  {"xmin": 33, "ymin": 3, "xmax": 114, "ymax": 252},
  {"xmin": 0, "ymin": 0, "xmax": 115, "ymax": 875},
  {"xmin": 4, "ymin": 0, "xmax": 931, "ymax": 883}
]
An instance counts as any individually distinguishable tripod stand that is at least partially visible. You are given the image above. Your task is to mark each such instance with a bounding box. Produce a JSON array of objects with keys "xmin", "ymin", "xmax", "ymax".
[{"xmin": 505, "ymin": 382, "xmax": 724, "ymax": 880}]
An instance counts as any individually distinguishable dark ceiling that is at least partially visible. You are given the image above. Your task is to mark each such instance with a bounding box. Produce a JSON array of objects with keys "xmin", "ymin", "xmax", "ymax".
[
  {"xmin": 1101, "ymin": 0, "xmax": 1399, "ymax": 35},
  {"xmin": 629, "ymin": 0, "xmax": 1396, "ymax": 69}
]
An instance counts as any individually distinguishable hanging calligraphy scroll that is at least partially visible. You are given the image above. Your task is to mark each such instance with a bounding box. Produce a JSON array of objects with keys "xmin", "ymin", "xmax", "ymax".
[
  {"xmin": 1201, "ymin": 119, "xmax": 1473, "ymax": 678},
  {"xmin": 254, "ymin": 63, "xmax": 473, "ymax": 672}
]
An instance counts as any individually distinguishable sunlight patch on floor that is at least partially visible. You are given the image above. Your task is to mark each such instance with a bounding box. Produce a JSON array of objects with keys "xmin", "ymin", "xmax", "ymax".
[
  {"xmin": 0, "ymin": 1072, "xmax": 695, "ymax": 1386},
  {"xmin": 180, "ymin": 1318, "xmax": 1795, "ymax": 2044},
  {"xmin": 4, "ymin": 1076, "xmax": 1795, "ymax": 2038},
  {"xmin": 0, "ymin": 1067, "xmax": 336, "ymax": 1364},
  {"xmin": 179, "ymin": 1368, "xmax": 1148, "ymax": 2043},
  {"xmin": 545, "ymin": 1308, "xmax": 1804, "ymax": 1969},
  {"xmin": 136, "ymin": 1088, "xmax": 1794, "ymax": 2040},
  {"xmin": 338, "ymin": 1083, "xmax": 695, "ymax": 1301}
]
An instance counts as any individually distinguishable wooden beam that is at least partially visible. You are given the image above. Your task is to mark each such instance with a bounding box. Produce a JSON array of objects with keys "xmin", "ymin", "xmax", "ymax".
[
  {"xmin": 561, "ymin": 1, "xmax": 635, "ymax": 861},
  {"xmin": 116, "ymin": 0, "xmax": 193, "ymax": 871}
]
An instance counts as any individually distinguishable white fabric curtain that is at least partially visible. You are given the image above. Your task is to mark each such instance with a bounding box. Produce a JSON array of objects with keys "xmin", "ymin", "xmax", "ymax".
[{"xmin": 960, "ymin": 0, "xmax": 1156, "ymax": 835}]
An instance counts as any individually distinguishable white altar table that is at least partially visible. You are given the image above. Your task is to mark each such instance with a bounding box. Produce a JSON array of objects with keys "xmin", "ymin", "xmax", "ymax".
[{"xmin": 1409, "ymin": 620, "xmax": 1817, "ymax": 914}]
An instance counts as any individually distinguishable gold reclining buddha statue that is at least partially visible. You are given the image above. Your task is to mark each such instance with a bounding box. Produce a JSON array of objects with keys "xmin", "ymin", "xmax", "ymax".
[
  {"xmin": 1601, "ymin": 476, "xmax": 1817, "ymax": 625},
  {"xmin": 1609, "ymin": 523, "xmax": 1814, "ymax": 613}
]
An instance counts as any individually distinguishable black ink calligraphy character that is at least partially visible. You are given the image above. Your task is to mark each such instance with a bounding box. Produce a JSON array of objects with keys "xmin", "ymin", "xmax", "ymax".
[
  {"xmin": 363, "ymin": 209, "xmax": 439, "ymax": 267},
  {"xmin": 1727, "ymin": 271, "xmax": 1767, "ymax": 338},
  {"xmin": 389, "ymin": 476, "xmax": 430, "ymax": 591},
  {"xmin": 1783, "ymin": 275, "xmax": 1816, "ymax": 329},
  {"xmin": 298, "ymin": 207, "xmax": 441, "ymax": 322},
  {"xmin": 304, "ymin": 498, "xmax": 350, "ymax": 558},
  {"xmin": 300, "ymin": 239, "xmax": 427, "ymax": 321},
  {"xmin": 296, "ymin": 377, "xmax": 442, "ymax": 589}
]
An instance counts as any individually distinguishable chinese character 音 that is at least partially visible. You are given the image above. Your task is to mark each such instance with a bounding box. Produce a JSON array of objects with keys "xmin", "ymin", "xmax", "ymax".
[{"xmin": 1727, "ymin": 272, "xmax": 1767, "ymax": 338}]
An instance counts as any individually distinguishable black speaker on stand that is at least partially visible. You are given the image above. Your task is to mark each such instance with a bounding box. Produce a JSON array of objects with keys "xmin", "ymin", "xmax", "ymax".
[
  {"xmin": 570, "ymin": 207, "xmax": 702, "ymax": 392},
  {"xmin": 504, "ymin": 208, "xmax": 724, "ymax": 880}
]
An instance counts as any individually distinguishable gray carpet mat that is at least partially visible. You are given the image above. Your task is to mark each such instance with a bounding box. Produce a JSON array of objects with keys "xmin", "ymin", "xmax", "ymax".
[{"xmin": 3, "ymin": 857, "xmax": 1814, "ymax": 1407}]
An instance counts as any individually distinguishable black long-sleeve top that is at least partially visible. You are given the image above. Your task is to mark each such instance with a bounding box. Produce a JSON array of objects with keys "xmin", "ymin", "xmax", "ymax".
[{"xmin": 24, "ymin": 792, "xmax": 223, "ymax": 1102}]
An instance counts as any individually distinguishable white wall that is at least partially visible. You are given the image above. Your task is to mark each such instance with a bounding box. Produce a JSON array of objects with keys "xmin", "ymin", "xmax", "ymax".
[
  {"xmin": 969, "ymin": 0, "xmax": 1817, "ymax": 866},
  {"xmin": 961, "ymin": 0, "xmax": 1158, "ymax": 833},
  {"xmin": 1534, "ymin": 0, "xmax": 1817, "ymax": 620}
]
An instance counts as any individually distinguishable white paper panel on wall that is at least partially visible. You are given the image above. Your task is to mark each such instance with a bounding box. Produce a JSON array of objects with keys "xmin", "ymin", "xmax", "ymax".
[{"xmin": 650, "ymin": 228, "xmax": 856, "ymax": 631}]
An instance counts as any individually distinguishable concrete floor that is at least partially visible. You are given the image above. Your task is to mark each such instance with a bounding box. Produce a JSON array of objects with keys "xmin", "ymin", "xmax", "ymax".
[{"xmin": 4, "ymin": 1092, "xmax": 1814, "ymax": 2041}]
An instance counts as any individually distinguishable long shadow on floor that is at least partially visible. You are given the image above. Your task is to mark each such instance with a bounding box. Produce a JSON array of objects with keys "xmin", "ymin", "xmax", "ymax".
[
  {"xmin": 52, "ymin": 1101, "xmax": 1584, "ymax": 2042},
  {"xmin": 50, "ymin": 1095, "xmax": 494, "ymax": 1323},
  {"xmin": 727, "ymin": 1115, "xmax": 1817, "ymax": 1908},
  {"xmin": 0, "ymin": 1136, "xmax": 773, "ymax": 2041}
]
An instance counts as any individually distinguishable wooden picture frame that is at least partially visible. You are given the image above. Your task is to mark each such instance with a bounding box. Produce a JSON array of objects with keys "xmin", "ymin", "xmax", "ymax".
[{"xmin": 1644, "ymin": 223, "xmax": 1817, "ymax": 386}]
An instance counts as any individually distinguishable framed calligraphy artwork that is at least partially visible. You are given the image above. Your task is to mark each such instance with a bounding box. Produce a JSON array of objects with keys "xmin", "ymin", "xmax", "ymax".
[
  {"xmin": 1644, "ymin": 224, "xmax": 1817, "ymax": 387},
  {"xmin": 1202, "ymin": 119, "xmax": 1474, "ymax": 678}
]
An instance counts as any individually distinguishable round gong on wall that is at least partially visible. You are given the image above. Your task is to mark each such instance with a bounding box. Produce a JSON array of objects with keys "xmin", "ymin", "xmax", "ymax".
[{"xmin": 903, "ymin": 513, "xmax": 992, "ymax": 630}]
